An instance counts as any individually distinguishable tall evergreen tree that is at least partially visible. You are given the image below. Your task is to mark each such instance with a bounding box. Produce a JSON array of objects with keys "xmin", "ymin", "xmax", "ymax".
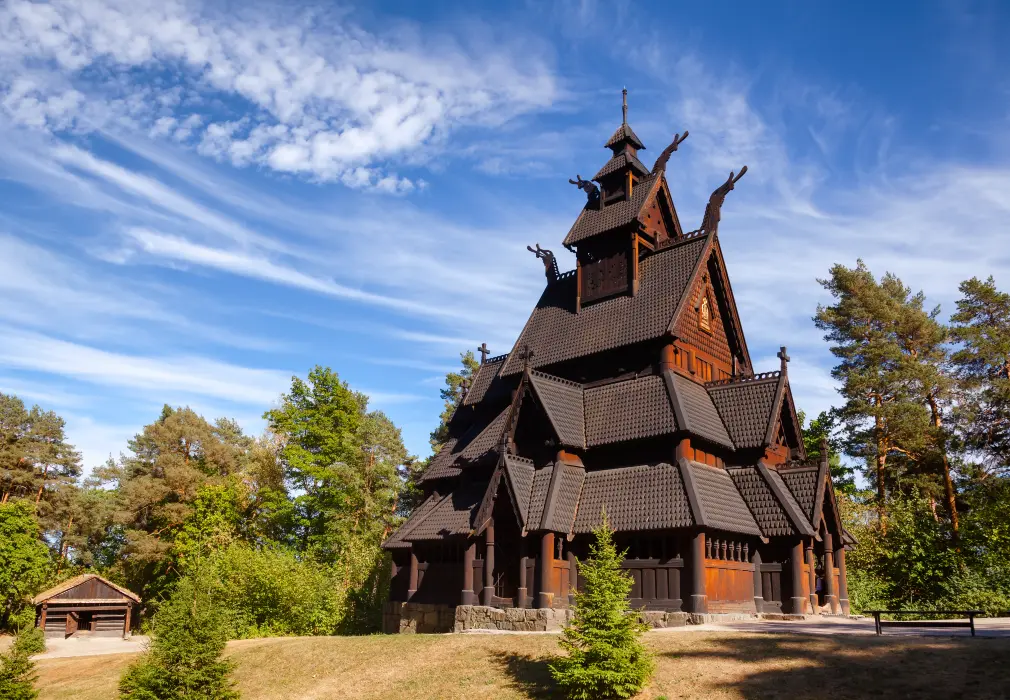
[
  {"xmin": 0, "ymin": 392, "xmax": 81, "ymax": 510},
  {"xmin": 93, "ymin": 406, "xmax": 263, "ymax": 600},
  {"xmin": 799, "ymin": 410, "xmax": 855, "ymax": 494},
  {"xmin": 950, "ymin": 276, "xmax": 1010, "ymax": 477},
  {"xmin": 264, "ymin": 366, "xmax": 406, "ymax": 560},
  {"xmin": 428, "ymin": 350, "xmax": 479, "ymax": 454},
  {"xmin": 815, "ymin": 261, "xmax": 958, "ymax": 531}
]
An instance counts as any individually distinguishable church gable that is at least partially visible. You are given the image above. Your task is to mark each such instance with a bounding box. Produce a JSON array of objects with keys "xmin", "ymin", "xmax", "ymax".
[{"xmin": 668, "ymin": 239, "xmax": 751, "ymax": 380}]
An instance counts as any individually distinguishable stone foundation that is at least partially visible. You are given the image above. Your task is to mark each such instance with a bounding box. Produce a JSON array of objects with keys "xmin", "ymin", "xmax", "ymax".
[
  {"xmin": 382, "ymin": 602, "xmax": 456, "ymax": 634},
  {"xmin": 384, "ymin": 602, "xmax": 812, "ymax": 634},
  {"xmin": 454, "ymin": 605, "xmax": 573, "ymax": 632}
]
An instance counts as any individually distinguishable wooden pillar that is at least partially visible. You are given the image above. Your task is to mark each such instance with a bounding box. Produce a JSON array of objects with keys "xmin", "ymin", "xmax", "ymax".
[
  {"xmin": 836, "ymin": 547, "xmax": 850, "ymax": 615},
  {"xmin": 462, "ymin": 540, "xmax": 476, "ymax": 605},
  {"xmin": 538, "ymin": 532, "xmax": 554, "ymax": 609},
  {"xmin": 661, "ymin": 343, "xmax": 676, "ymax": 372},
  {"xmin": 823, "ymin": 531, "xmax": 839, "ymax": 614},
  {"xmin": 39, "ymin": 604, "xmax": 47, "ymax": 631},
  {"xmin": 789, "ymin": 540, "xmax": 806, "ymax": 615},
  {"xmin": 806, "ymin": 541, "xmax": 817, "ymax": 614},
  {"xmin": 690, "ymin": 531, "xmax": 707, "ymax": 613},
  {"xmin": 123, "ymin": 603, "xmax": 132, "ymax": 638},
  {"xmin": 518, "ymin": 546, "xmax": 529, "ymax": 609},
  {"xmin": 483, "ymin": 521, "xmax": 496, "ymax": 605},
  {"xmin": 567, "ymin": 549, "xmax": 578, "ymax": 606},
  {"xmin": 751, "ymin": 549, "xmax": 763, "ymax": 613},
  {"xmin": 407, "ymin": 547, "xmax": 419, "ymax": 601}
]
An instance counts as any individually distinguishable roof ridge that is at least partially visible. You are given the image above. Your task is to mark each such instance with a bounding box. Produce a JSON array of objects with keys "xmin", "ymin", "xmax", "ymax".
[
  {"xmin": 705, "ymin": 371, "xmax": 781, "ymax": 388},
  {"xmin": 530, "ymin": 369, "xmax": 583, "ymax": 389}
]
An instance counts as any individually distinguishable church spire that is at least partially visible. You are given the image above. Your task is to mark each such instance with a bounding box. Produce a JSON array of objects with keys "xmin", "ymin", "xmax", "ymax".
[{"xmin": 604, "ymin": 88, "xmax": 645, "ymax": 155}]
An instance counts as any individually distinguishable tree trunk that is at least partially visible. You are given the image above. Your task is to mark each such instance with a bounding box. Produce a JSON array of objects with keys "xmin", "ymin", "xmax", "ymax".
[
  {"xmin": 927, "ymin": 395, "xmax": 959, "ymax": 539},
  {"xmin": 874, "ymin": 413, "xmax": 887, "ymax": 531}
]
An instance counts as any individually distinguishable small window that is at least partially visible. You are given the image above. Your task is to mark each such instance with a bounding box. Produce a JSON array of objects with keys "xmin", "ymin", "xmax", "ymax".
[{"xmin": 699, "ymin": 295, "xmax": 712, "ymax": 332}]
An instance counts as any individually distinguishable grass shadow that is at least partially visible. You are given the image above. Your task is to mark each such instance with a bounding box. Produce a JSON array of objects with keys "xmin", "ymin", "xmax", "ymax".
[
  {"xmin": 658, "ymin": 633, "xmax": 1010, "ymax": 699},
  {"xmin": 493, "ymin": 651, "xmax": 559, "ymax": 700}
]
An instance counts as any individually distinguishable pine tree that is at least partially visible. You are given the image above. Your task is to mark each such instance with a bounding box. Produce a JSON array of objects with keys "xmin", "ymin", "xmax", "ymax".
[
  {"xmin": 550, "ymin": 516, "xmax": 653, "ymax": 700},
  {"xmin": 119, "ymin": 569, "xmax": 238, "ymax": 700},
  {"xmin": 0, "ymin": 630, "xmax": 39, "ymax": 700},
  {"xmin": 950, "ymin": 276, "xmax": 1010, "ymax": 477},
  {"xmin": 428, "ymin": 350, "xmax": 479, "ymax": 454},
  {"xmin": 815, "ymin": 261, "xmax": 957, "ymax": 531}
]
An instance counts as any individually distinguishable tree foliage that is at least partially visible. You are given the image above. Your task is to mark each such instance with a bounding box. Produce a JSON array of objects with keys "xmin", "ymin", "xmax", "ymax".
[
  {"xmin": 120, "ymin": 568, "xmax": 238, "ymax": 700},
  {"xmin": 428, "ymin": 350, "xmax": 479, "ymax": 455},
  {"xmin": 815, "ymin": 261, "xmax": 958, "ymax": 531},
  {"xmin": 264, "ymin": 366, "xmax": 406, "ymax": 562},
  {"xmin": 550, "ymin": 517, "xmax": 653, "ymax": 700},
  {"xmin": 0, "ymin": 629, "xmax": 40, "ymax": 700},
  {"xmin": 0, "ymin": 501, "xmax": 51, "ymax": 632}
]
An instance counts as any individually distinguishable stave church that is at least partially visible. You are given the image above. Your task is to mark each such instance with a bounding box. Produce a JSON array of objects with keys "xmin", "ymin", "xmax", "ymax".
[{"xmin": 383, "ymin": 92, "xmax": 851, "ymax": 630}]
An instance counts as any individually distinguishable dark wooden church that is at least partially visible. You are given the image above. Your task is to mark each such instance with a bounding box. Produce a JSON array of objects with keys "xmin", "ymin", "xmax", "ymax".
[{"xmin": 384, "ymin": 92, "xmax": 851, "ymax": 618}]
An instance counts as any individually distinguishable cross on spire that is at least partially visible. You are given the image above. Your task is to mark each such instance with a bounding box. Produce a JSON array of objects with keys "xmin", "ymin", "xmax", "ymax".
[
  {"xmin": 777, "ymin": 346, "xmax": 790, "ymax": 371},
  {"xmin": 478, "ymin": 342, "xmax": 490, "ymax": 364},
  {"xmin": 622, "ymin": 87, "xmax": 628, "ymax": 125}
]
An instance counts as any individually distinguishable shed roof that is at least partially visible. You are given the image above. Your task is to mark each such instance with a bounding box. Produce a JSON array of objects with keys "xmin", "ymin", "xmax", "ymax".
[{"xmin": 33, "ymin": 574, "xmax": 140, "ymax": 605}]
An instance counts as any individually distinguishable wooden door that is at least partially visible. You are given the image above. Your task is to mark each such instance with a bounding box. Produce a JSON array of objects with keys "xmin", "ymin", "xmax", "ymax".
[{"xmin": 66, "ymin": 611, "xmax": 79, "ymax": 637}]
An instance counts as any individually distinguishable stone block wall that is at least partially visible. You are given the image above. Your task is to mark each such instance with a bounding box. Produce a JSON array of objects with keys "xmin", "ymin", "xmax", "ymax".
[{"xmin": 382, "ymin": 601, "xmax": 456, "ymax": 634}]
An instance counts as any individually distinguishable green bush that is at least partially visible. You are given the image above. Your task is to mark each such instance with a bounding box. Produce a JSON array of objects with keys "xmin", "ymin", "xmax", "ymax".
[
  {"xmin": 0, "ymin": 629, "xmax": 40, "ymax": 700},
  {"xmin": 550, "ymin": 517, "xmax": 654, "ymax": 699},
  {"xmin": 191, "ymin": 541, "xmax": 389, "ymax": 638},
  {"xmin": 119, "ymin": 568, "xmax": 238, "ymax": 700},
  {"xmin": 13, "ymin": 628, "xmax": 45, "ymax": 656}
]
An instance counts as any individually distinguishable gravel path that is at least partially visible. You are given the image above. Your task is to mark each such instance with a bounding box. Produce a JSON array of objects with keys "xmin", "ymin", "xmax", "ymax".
[{"xmin": 34, "ymin": 635, "xmax": 150, "ymax": 659}]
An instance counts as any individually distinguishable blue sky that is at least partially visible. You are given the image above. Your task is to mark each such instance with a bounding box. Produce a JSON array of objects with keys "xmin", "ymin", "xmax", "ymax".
[{"xmin": 2, "ymin": 0, "xmax": 1010, "ymax": 471}]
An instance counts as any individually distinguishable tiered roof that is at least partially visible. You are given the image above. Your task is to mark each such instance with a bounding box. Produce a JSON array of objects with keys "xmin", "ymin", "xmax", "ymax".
[{"xmin": 386, "ymin": 94, "xmax": 839, "ymax": 548}]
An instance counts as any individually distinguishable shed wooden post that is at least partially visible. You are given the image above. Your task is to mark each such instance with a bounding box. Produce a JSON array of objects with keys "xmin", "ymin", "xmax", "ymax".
[
  {"xmin": 690, "ymin": 531, "xmax": 707, "ymax": 613},
  {"xmin": 482, "ymin": 521, "xmax": 495, "ymax": 605},
  {"xmin": 806, "ymin": 541, "xmax": 817, "ymax": 614},
  {"xmin": 123, "ymin": 603, "xmax": 132, "ymax": 638},
  {"xmin": 407, "ymin": 546, "xmax": 419, "ymax": 601},
  {"xmin": 789, "ymin": 540, "xmax": 806, "ymax": 615},
  {"xmin": 518, "ymin": 545, "xmax": 529, "ymax": 609},
  {"xmin": 836, "ymin": 547, "xmax": 850, "ymax": 615},
  {"xmin": 567, "ymin": 549, "xmax": 578, "ymax": 606},
  {"xmin": 39, "ymin": 604, "xmax": 47, "ymax": 631},
  {"xmin": 823, "ymin": 531, "xmax": 838, "ymax": 614},
  {"xmin": 538, "ymin": 531, "xmax": 554, "ymax": 608},
  {"xmin": 462, "ymin": 540, "xmax": 476, "ymax": 605},
  {"xmin": 751, "ymin": 549, "xmax": 763, "ymax": 613}
]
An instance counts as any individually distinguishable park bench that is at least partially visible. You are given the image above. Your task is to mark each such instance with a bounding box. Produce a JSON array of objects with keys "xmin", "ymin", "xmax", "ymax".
[{"xmin": 864, "ymin": 610, "xmax": 982, "ymax": 637}]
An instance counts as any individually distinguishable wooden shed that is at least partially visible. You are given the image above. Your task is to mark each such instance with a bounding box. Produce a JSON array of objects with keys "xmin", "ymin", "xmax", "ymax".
[{"xmin": 33, "ymin": 574, "xmax": 141, "ymax": 638}]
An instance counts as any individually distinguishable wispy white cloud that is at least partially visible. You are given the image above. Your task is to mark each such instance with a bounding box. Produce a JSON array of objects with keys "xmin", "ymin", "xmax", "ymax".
[
  {"xmin": 0, "ymin": 328, "xmax": 292, "ymax": 405},
  {"xmin": 0, "ymin": 0, "xmax": 561, "ymax": 188}
]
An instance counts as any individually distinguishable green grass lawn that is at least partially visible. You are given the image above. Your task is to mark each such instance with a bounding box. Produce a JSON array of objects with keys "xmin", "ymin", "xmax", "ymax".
[{"xmin": 35, "ymin": 630, "xmax": 1010, "ymax": 700}]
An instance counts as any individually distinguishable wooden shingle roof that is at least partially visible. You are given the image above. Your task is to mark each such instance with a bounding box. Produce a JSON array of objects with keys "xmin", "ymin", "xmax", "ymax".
[
  {"xmin": 707, "ymin": 374, "xmax": 781, "ymax": 448},
  {"xmin": 33, "ymin": 574, "xmax": 140, "ymax": 605},
  {"xmin": 562, "ymin": 174, "xmax": 664, "ymax": 246},
  {"xmin": 584, "ymin": 375, "xmax": 678, "ymax": 446},
  {"xmin": 503, "ymin": 234, "xmax": 707, "ymax": 375},
  {"xmin": 529, "ymin": 371, "xmax": 585, "ymax": 449},
  {"xmin": 573, "ymin": 463, "xmax": 693, "ymax": 534},
  {"xmin": 421, "ymin": 407, "xmax": 508, "ymax": 482},
  {"xmin": 688, "ymin": 462, "xmax": 762, "ymax": 536}
]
